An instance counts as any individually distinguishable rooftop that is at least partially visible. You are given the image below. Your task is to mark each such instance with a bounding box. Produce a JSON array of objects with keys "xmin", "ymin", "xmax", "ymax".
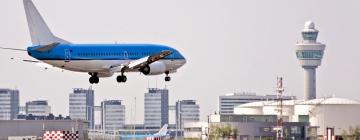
[{"xmin": 299, "ymin": 97, "xmax": 360, "ymax": 105}]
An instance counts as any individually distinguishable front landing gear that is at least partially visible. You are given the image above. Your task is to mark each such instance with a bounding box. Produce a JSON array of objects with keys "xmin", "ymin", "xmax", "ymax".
[
  {"xmin": 165, "ymin": 71, "xmax": 171, "ymax": 82},
  {"xmin": 89, "ymin": 73, "xmax": 99, "ymax": 84},
  {"xmin": 117, "ymin": 73, "xmax": 127, "ymax": 83}
]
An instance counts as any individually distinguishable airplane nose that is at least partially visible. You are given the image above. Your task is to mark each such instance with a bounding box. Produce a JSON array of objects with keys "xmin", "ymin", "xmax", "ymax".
[{"xmin": 179, "ymin": 52, "xmax": 186, "ymax": 65}]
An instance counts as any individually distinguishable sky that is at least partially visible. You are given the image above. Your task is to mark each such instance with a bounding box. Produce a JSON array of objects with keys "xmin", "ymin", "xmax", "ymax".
[{"xmin": 0, "ymin": 0, "xmax": 360, "ymax": 124}]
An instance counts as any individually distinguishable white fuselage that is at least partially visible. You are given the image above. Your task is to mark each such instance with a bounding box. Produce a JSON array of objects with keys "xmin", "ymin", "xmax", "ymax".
[{"xmin": 43, "ymin": 59, "xmax": 186, "ymax": 76}]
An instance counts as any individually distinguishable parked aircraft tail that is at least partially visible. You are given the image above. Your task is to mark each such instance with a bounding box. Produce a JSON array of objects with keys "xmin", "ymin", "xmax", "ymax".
[{"xmin": 154, "ymin": 124, "xmax": 168, "ymax": 136}]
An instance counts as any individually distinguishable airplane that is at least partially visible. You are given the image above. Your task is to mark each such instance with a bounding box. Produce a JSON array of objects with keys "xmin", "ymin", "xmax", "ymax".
[
  {"xmin": 0, "ymin": 0, "xmax": 186, "ymax": 84},
  {"xmin": 120, "ymin": 124, "xmax": 169, "ymax": 139}
]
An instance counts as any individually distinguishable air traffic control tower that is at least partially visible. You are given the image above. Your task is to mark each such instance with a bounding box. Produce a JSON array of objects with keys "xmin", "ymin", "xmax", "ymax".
[{"xmin": 296, "ymin": 21, "xmax": 326, "ymax": 100}]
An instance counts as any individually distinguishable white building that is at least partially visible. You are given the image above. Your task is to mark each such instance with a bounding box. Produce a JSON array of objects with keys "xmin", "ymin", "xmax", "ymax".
[
  {"xmin": 144, "ymin": 88, "xmax": 169, "ymax": 128},
  {"xmin": 183, "ymin": 122, "xmax": 208, "ymax": 140},
  {"xmin": 234, "ymin": 97, "xmax": 360, "ymax": 136},
  {"xmin": 25, "ymin": 100, "xmax": 51, "ymax": 116},
  {"xmin": 69, "ymin": 88, "xmax": 94, "ymax": 129},
  {"xmin": 0, "ymin": 89, "xmax": 19, "ymax": 120},
  {"xmin": 219, "ymin": 92, "xmax": 295, "ymax": 114},
  {"xmin": 101, "ymin": 100, "xmax": 125, "ymax": 131},
  {"xmin": 176, "ymin": 100, "xmax": 200, "ymax": 129}
]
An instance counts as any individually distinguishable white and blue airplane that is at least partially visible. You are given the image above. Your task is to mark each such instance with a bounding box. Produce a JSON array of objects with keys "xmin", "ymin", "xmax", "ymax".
[
  {"xmin": 120, "ymin": 124, "xmax": 169, "ymax": 139},
  {"xmin": 1, "ymin": 0, "xmax": 186, "ymax": 84}
]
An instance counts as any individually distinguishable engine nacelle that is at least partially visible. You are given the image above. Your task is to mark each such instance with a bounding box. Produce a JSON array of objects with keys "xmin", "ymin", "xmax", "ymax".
[{"xmin": 141, "ymin": 61, "xmax": 167, "ymax": 75}]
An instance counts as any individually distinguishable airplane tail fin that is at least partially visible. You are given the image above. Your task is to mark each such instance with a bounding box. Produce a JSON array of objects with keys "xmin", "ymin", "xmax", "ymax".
[
  {"xmin": 23, "ymin": 0, "xmax": 70, "ymax": 45},
  {"xmin": 154, "ymin": 124, "xmax": 168, "ymax": 136}
]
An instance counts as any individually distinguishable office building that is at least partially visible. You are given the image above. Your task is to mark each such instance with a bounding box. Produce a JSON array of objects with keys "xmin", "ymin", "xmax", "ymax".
[
  {"xmin": 219, "ymin": 92, "xmax": 295, "ymax": 114},
  {"xmin": 69, "ymin": 88, "xmax": 94, "ymax": 129},
  {"xmin": 176, "ymin": 100, "xmax": 200, "ymax": 129},
  {"xmin": 101, "ymin": 100, "xmax": 125, "ymax": 130},
  {"xmin": 25, "ymin": 100, "xmax": 51, "ymax": 116},
  {"xmin": 0, "ymin": 89, "xmax": 19, "ymax": 120},
  {"xmin": 144, "ymin": 88, "xmax": 169, "ymax": 128}
]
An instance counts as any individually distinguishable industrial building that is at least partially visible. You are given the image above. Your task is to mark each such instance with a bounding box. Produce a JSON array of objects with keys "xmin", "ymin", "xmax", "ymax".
[
  {"xmin": 0, "ymin": 120, "xmax": 88, "ymax": 139},
  {"xmin": 144, "ymin": 88, "xmax": 169, "ymax": 129},
  {"xmin": 207, "ymin": 114, "xmax": 309, "ymax": 139},
  {"xmin": 234, "ymin": 97, "xmax": 360, "ymax": 136},
  {"xmin": 69, "ymin": 88, "xmax": 94, "ymax": 129},
  {"xmin": 219, "ymin": 92, "xmax": 295, "ymax": 114},
  {"xmin": 0, "ymin": 88, "xmax": 19, "ymax": 120}
]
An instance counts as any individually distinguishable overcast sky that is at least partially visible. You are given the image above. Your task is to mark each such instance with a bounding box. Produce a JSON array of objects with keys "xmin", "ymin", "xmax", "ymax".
[{"xmin": 1, "ymin": 0, "xmax": 360, "ymax": 124}]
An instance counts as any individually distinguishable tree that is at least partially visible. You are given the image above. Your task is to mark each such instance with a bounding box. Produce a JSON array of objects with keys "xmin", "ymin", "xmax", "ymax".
[
  {"xmin": 209, "ymin": 124, "xmax": 238, "ymax": 139},
  {"xmin": 341, "ymin": 126, "xmax": 360, "ymax": 140}
]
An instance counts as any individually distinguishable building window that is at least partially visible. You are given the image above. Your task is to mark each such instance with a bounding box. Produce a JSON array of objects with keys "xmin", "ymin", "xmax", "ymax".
[
  {"xmin": 298, "ymin": 115, "xmax": 309, "ymax": 122},
  {"xmin": 290, "ymin": 126, "xmax": 301, "ymax": 134}
]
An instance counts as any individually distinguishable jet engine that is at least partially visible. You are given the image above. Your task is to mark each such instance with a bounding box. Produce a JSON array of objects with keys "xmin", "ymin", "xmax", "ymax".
[{"xmin": 140, "ymin": 61, "xmax": 167, "ymax": 75}]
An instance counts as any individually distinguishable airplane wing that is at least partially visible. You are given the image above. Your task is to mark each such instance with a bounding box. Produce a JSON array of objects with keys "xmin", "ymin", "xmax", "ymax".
[
  {"xmin": 9, "ymin": 57, "xmax": 60, "ymax": 71},
  {"xmin": 128, "ymin": 50, "xmax": 172, "ymax": 69},
  {"xmin": 10, "ymin": 57, "xmax": 39, "ymax": 63},
  {"xmin": 1, "ymin": 46, "xmax": 59, "ymax": 70},
  {"xmin": 109, "ymin": 50, "xmax": 172, "ymax": 73}
]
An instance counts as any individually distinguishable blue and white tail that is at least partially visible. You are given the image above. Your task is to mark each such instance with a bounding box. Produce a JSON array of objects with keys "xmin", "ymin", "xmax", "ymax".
[
  {"xmin": 23, "ymin": 0, "xmax": 70, "ymax": 45},
  {"xmin": 154, "ymin": 124, "xmax": 168, "ymax": 136}
]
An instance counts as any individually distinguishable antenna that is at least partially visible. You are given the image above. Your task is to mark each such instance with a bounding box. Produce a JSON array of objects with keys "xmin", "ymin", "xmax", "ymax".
[{"xmin": 274, "ymin": 77, "xmax": 284, "ymax": 140}]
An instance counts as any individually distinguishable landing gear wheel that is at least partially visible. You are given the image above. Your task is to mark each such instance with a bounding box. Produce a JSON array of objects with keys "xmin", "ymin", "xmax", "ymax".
[
  {"xmin": 94, "ymin": 77, "xmax": 99, "ymax": 84},
  {"xmin": 165, "ymin": 76, "xmax": 171, "ymax": 82},
  {"xmin": 165, "ymin": 71, "xmax": 171, "ymax": 82},
  {"xmin": 89, "ymin": 76, "xmax": 99, "ymax": 84},
  {"xmin": 117, "ymin": 75, "xmax": 127, "ymax": 83},
  {"xmin": 89, "ymin": 72, "xmax": 99, "ymax": 84},
  {"xmin": 89, "ymin": 77, "xmax": 94, "ymax": 84}
]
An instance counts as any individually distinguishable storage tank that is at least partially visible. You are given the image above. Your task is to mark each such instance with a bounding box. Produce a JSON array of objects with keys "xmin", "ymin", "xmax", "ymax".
[
  {"xmin": 263, "ymin": 100, "xmax": 300, "ymax": 122},
  {"xmin": 294, "ymin": 97, "xmax": 360, "ymax": 135},
  {"xmin": 234, "ymin": 101, "xmax": 272, "ymax": 115}
]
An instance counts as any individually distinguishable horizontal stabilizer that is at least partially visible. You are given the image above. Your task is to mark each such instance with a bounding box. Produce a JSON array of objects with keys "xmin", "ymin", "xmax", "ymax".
[
  {"xmin": 0, "ymin": 47, "xmax": 27, "ymax": 51},
  {"xmin": 10, "ymin": 57, "xmax": 39, "ymax": 63}
]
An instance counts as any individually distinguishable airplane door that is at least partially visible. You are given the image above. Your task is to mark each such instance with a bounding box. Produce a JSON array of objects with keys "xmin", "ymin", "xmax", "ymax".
[
  {"xmin": 123, "ymin": 51, "xmax": 128, "ymax": 60},
  {"xmin": 64, "ymin": 49, "xmax": 71, "ymax": 62}
]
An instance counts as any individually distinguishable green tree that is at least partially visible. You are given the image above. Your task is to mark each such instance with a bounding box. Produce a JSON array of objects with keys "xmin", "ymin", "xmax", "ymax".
[
  {"xmin": 208, "ymin": 124, "xmax": 238, "ymax": 139},
  {"xmin": 341, "ymin": 126, "xmax": 360, "ymax": 140}
]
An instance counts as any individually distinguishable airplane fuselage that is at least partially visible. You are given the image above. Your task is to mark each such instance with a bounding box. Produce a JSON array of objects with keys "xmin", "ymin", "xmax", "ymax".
[
  {"xmin": 27, "ymin": 44, "xmax": 186, "ymax": 77},
  {"xmin": 19, "ymin": 0, "xmax": 186, "ymax": 84}
]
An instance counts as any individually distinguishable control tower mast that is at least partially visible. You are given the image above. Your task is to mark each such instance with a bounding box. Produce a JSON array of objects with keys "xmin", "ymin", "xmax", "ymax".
[{"xmin": 296, "ymin": 21, "xmax": 326, "ymax": 100}]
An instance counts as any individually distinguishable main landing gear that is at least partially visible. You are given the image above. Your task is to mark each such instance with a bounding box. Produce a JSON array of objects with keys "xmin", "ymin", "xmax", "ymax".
[
  {"xmin": 89, "ymin": 72, "xmax": 99, "ymax": 84},
  {"xmin": 117, "ymin": 72, "xmax": 127, "ymax": 83},
  {"xmin": 165, "ymin": 71, "xmax": 171, "ymax": 82}
]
